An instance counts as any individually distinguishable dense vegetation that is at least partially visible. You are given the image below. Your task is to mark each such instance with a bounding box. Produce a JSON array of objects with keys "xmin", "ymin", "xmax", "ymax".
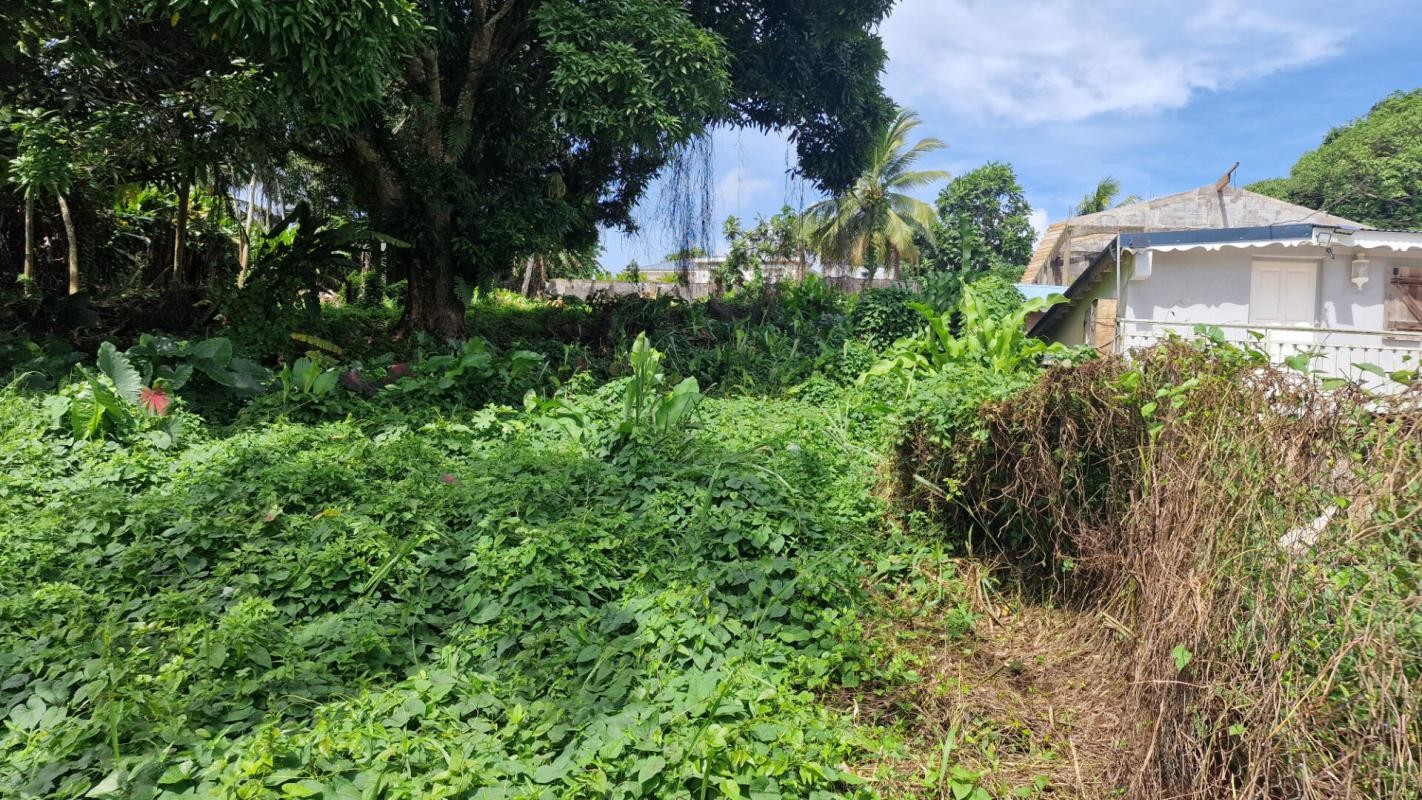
[
  {"xmin": 0, "ymin": 280, "xmax": 1041, "ymax": 799},
  {"xmin": 2, "ymin": 0, "xmax": 896, "ymax": 333},
  {"xmin": 3, "ymin": 269, "xmax": 1420, "ymax": 799},
  {"xmin": 4, "ymin": 5, "xmax": 1420, "ymax": 796},
  {"xmin": 1249, "ymin": 89, "xmax": 1422, "ymax": 229}
]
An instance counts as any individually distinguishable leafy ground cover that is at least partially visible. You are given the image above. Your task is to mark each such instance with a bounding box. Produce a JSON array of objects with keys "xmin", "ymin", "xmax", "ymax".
[
  {"xmin": 3, "ymin": 285, "xmax": 1415, "ymax": 800},
  {"xmin": 0, "ymin": 363, "xmax": 910, "ymax": 798},
  {"xmin": 1, "ymin": 283, "xmax": 996, "ymax": 799}
]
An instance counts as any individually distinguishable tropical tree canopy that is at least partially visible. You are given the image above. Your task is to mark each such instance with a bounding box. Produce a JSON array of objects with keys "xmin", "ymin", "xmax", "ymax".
[
  {"xmin": 1247, "ymin": 89, "xmax": 1422, "ymax": 229},
  {"xmin": 805, "ymin": 108, "xmax": 948, "ymax": 279},
  {"xmin": 923, "ymin": 161, "xmax": 1036, "ymax": 280},
  {"xmin": 2, "ymin": 0, "xmax": 897, "ymax": 333}
]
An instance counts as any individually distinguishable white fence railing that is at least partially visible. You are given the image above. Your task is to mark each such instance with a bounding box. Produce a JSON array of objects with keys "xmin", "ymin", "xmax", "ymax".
[{"xmin": 1116, "ymin": 319, "xmax": 1422, "ymax": 388}]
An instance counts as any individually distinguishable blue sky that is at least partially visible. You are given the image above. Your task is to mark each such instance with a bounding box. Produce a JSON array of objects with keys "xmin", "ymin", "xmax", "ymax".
[{"xmin": 599, "ymin": 0, "xmax": 1422, "ymax": 272}]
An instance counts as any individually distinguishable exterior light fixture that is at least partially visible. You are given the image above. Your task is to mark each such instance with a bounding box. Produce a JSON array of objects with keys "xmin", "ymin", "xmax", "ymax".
[
  {"xmin": 1130, "ymin": 249, "xmax": 1152, "ymax": 281},
  {"xmin": 1350, "ymin": 254, "xmax": 1370, "ymax": 289},
  {"xmin": 1316, "ymin": 230, "xmax": 1334, "ymax": 245}
]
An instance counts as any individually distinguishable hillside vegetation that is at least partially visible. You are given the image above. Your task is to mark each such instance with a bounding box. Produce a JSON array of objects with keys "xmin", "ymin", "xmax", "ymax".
[{"xmin": 1, "ymin": 284, "xmax": 1417, "ymax": 799}]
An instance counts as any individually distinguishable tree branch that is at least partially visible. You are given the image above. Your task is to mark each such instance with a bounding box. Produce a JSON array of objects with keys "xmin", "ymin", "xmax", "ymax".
[
  {"xmin": 452, "ymin": 0, "xmax": 529, "ymax": 138},
  {"xmin": 348, "ymin": 134, "xmax": 405, "ymax": 213}
]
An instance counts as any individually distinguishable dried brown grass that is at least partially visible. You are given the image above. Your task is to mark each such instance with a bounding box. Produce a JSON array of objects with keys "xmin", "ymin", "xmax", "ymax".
[
  {"xmin": 844, "ymin": 561, "xmax": 1131, "ymax": 797},
  {"xmin": 894, "ymin": 342, "xmax": 1421, "ymax": 799}
]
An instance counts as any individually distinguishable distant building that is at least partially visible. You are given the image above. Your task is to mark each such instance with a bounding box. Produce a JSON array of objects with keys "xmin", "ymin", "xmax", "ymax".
[{"xmin": 634, "ymin": 256, "xmax": 813, "ymax": 284}]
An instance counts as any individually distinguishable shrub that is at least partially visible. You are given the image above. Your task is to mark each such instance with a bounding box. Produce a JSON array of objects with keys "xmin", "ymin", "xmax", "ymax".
[
  {"xmin": 850, "ymin": 286, "xmax": 921, "ymax": 347},
  {"xmin": 897, "ymin": 341, "xmax": 1422, "ymax": 798}
]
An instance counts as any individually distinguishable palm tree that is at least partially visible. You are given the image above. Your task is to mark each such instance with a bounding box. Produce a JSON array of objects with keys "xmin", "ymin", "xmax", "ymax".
[
  {"xmin": 1072, "ymin": 176, "xmax": 1142, "ymax": 216},
  {"xmin": 805, "ymin": 108, "xmax": 948, "ymax": 280}
]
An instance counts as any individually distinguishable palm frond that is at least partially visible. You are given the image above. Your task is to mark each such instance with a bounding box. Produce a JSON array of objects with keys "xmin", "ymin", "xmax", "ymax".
[{"xmin": 804, "ymin": 105, "xmax": 949, "ymax": 272}]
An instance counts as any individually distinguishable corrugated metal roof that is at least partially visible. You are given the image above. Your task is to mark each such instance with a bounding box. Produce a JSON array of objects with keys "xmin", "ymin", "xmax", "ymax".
[{"xmin": 1016, "ymin": 283, "xmax": 1065, "ymax": 299}]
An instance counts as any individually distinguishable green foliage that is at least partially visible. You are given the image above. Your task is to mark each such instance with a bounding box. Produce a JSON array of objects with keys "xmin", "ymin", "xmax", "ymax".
[
  {"xmin": 923, "ymin": 162, "xmax": 1036, "ymax": 280},
  {"xmin": 618, "ymin": 261, "xmax": 643, "ymax": 282},
  {"xmin": 850, "ymin": 287, "xmax": 923, "ymax": 348},
  {"xmin": 0, "ymin": 336, "xmax": 81, "ymax": 388},
  {"xmin": 41, "ymin": 342, "xmax": 186, "ymax": 445},
  {"xmin": 275, "ymin": 355, "xmax": 340, "ymax": 402},
  {"xmin": 865, "ymin": 284, "xmax": 1075, "ymax": 386},
  {"xmin": 1246, "ymin": 89, "xmax": 1422, "ymax": 228},
  {"xmin": 124, "ymin": 334, "xmax": 270, "ymax": 398},
  {"xmin": 0, "ymin": 360, "xmax": 897, "ymax": 799},
  {"xmin": 618, "ymin": 332, "xmax": 703, "ymax": 440},
  {"xmin": 224, "ymin": 203, "xmax": 403, "ymax": 323},
  {"xmin": 1071, "ymin": 176, "xmax": 1138, "ymax": 216},
  {"xmin": 962, "ymin": 274, "xmax": 1025, "ymax": 320},
  {"xmin": 806, "ymin": 108, "xmax": 949, "ymax": 277},
  {"xmin": 664, "ymin": 246, "xmax": 709, "ymax": 263}
]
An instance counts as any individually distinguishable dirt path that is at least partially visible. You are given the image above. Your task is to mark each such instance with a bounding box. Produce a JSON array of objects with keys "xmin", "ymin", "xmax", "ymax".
[{"xmin": 843, "ymin": 560, "xmax": 1132, "ymax": 798}]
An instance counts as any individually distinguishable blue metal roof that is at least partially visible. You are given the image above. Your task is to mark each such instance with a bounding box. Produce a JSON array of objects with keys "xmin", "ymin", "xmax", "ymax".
[
  {"xmin": 1015, "ymin": 283, "xmax": 1066, "ymax": 300},
  {"xmin": 1117, "ymin": 223, "xmax": 1319, "ymax": 249}
]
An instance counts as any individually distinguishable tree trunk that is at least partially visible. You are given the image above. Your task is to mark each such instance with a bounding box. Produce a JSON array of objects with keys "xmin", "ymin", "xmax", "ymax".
[
  {"xmin": 395, "ymin": 200, "xmax": 466, "ymax": 336},
  {"xmin": 520, "ymin": 255, "xmax": 536, "ymax": 297},
  {"xmin": 22, "ymin": 195, "xmax": 34, "ymax": 293},
  {"xmin": 401, "ymin": 254, "xmax": 465, "ymax": 337},
  {"xmin": 57, "ymin": 193, "xmax": 79, "ymax": 295},
  {"xmin": 172, "ymin": 180, "xmax": 190, "ymax": 284},
  {"xmin": 238, "ymin": 175, "xmax": 257, "ymax": 283}
]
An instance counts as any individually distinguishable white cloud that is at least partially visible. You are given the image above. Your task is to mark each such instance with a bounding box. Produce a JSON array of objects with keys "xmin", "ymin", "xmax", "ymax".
[
  {"xmin": 881, "ymin": 0, "xmax": 1350, "ymax": 123},
  {"xmin": 1028, "ymin": 207, "xmax": 1050, "ymax": 245}
]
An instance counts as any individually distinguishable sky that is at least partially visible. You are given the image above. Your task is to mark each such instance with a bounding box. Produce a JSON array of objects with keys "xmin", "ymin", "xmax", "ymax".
[{"xmin": 599, "ymin": 0, "xmax": 1422, "ymax": 272}]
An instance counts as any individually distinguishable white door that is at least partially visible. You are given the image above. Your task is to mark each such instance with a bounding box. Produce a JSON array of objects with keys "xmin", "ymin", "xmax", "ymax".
[{"xmin": 1250, "ymin": 259, "xmax": 1318, "ymax": 358}]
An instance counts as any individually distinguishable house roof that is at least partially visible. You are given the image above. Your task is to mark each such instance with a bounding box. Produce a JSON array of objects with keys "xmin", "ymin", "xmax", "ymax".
[
  {"xmin": 1027, "ymin": 223, "xmax": 1422, "ymax": 337},
  {"xmin": 1020, "ymin": 185, "xmax": 1363, "ymax": 284},
  {"xmin": 1020, "ymin": 222, "xmax": 1066, "ymax": 283}
]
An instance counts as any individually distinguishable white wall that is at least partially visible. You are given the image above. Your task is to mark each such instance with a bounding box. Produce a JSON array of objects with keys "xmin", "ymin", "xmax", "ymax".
[
  {"xmin": 1118, "ymin": 244, "xmax": 1421, "ymax": 382},
  {"xmin": 1123, "ymin": 244, "xmax": 1400, "ymax": 331}
]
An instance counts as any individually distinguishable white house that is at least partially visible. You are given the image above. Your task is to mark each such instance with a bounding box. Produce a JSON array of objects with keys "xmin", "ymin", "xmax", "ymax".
[{"xmin": 1029, "ymin": 223, "xmax": 1422, "ymax": 385}]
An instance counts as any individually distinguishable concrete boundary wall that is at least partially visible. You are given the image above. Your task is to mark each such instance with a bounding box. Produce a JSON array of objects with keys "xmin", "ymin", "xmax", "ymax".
[{"xmin": 545, "ymin": 277, "xmax": 911, "ymax": 301}]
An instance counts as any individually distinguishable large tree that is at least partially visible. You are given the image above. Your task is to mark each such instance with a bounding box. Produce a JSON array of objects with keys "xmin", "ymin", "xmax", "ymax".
[
  {"xmin": 311, "ymin": 0, "xmax": 896, "ymax": 334},
  {"xmin": 5, "ymin": 1, "xmax": 895, "ymax": 332},
  {"xmin": 3, "ymin": 1, "xmax": 421, "ymax": 291},
  {"xmin": 923, "ymin": 161, "xmax": 1035, "ymax": 279},
  {"xmin": 805, "ymin": 108, "xmax": 947, "ymax": 280},
  {"xmin": 1248, "ymin": 89, "xmax": 1422, "ymax": 229}
]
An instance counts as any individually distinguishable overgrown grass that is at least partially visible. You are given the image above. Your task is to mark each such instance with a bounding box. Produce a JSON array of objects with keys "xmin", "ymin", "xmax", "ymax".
[
  {"xmin": 897, "ymin": 340, "xmax": 1421, "ymax": 798},
  {"xmin": 5, "ymin": 287, "xmax": 1416, "ymax": 800}
]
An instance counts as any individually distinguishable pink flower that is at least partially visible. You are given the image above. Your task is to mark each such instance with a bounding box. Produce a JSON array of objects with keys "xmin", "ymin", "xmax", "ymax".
[
  {"xmin": 440, "ymin": 473, "xmax": 459, "ymax": 485},
  {"xmin": 139, "ymin": 386, "xmax": 171, "ymax": 416}
]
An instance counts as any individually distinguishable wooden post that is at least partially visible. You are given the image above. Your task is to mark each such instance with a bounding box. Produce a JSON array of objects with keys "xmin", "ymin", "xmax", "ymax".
[{"xmin": 1214, "ymin": 162, "xmax": 1240, "ymax": 192}]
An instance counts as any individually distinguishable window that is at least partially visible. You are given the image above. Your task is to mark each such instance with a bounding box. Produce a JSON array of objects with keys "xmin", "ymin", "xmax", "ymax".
[
  {"xmin": 1249, "ymin": 259, "xmax": 1317, "ymax": 327},
  {"xmin": 1386, "ymin": 265, "xmax": 1422, "ymax": 332}
]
